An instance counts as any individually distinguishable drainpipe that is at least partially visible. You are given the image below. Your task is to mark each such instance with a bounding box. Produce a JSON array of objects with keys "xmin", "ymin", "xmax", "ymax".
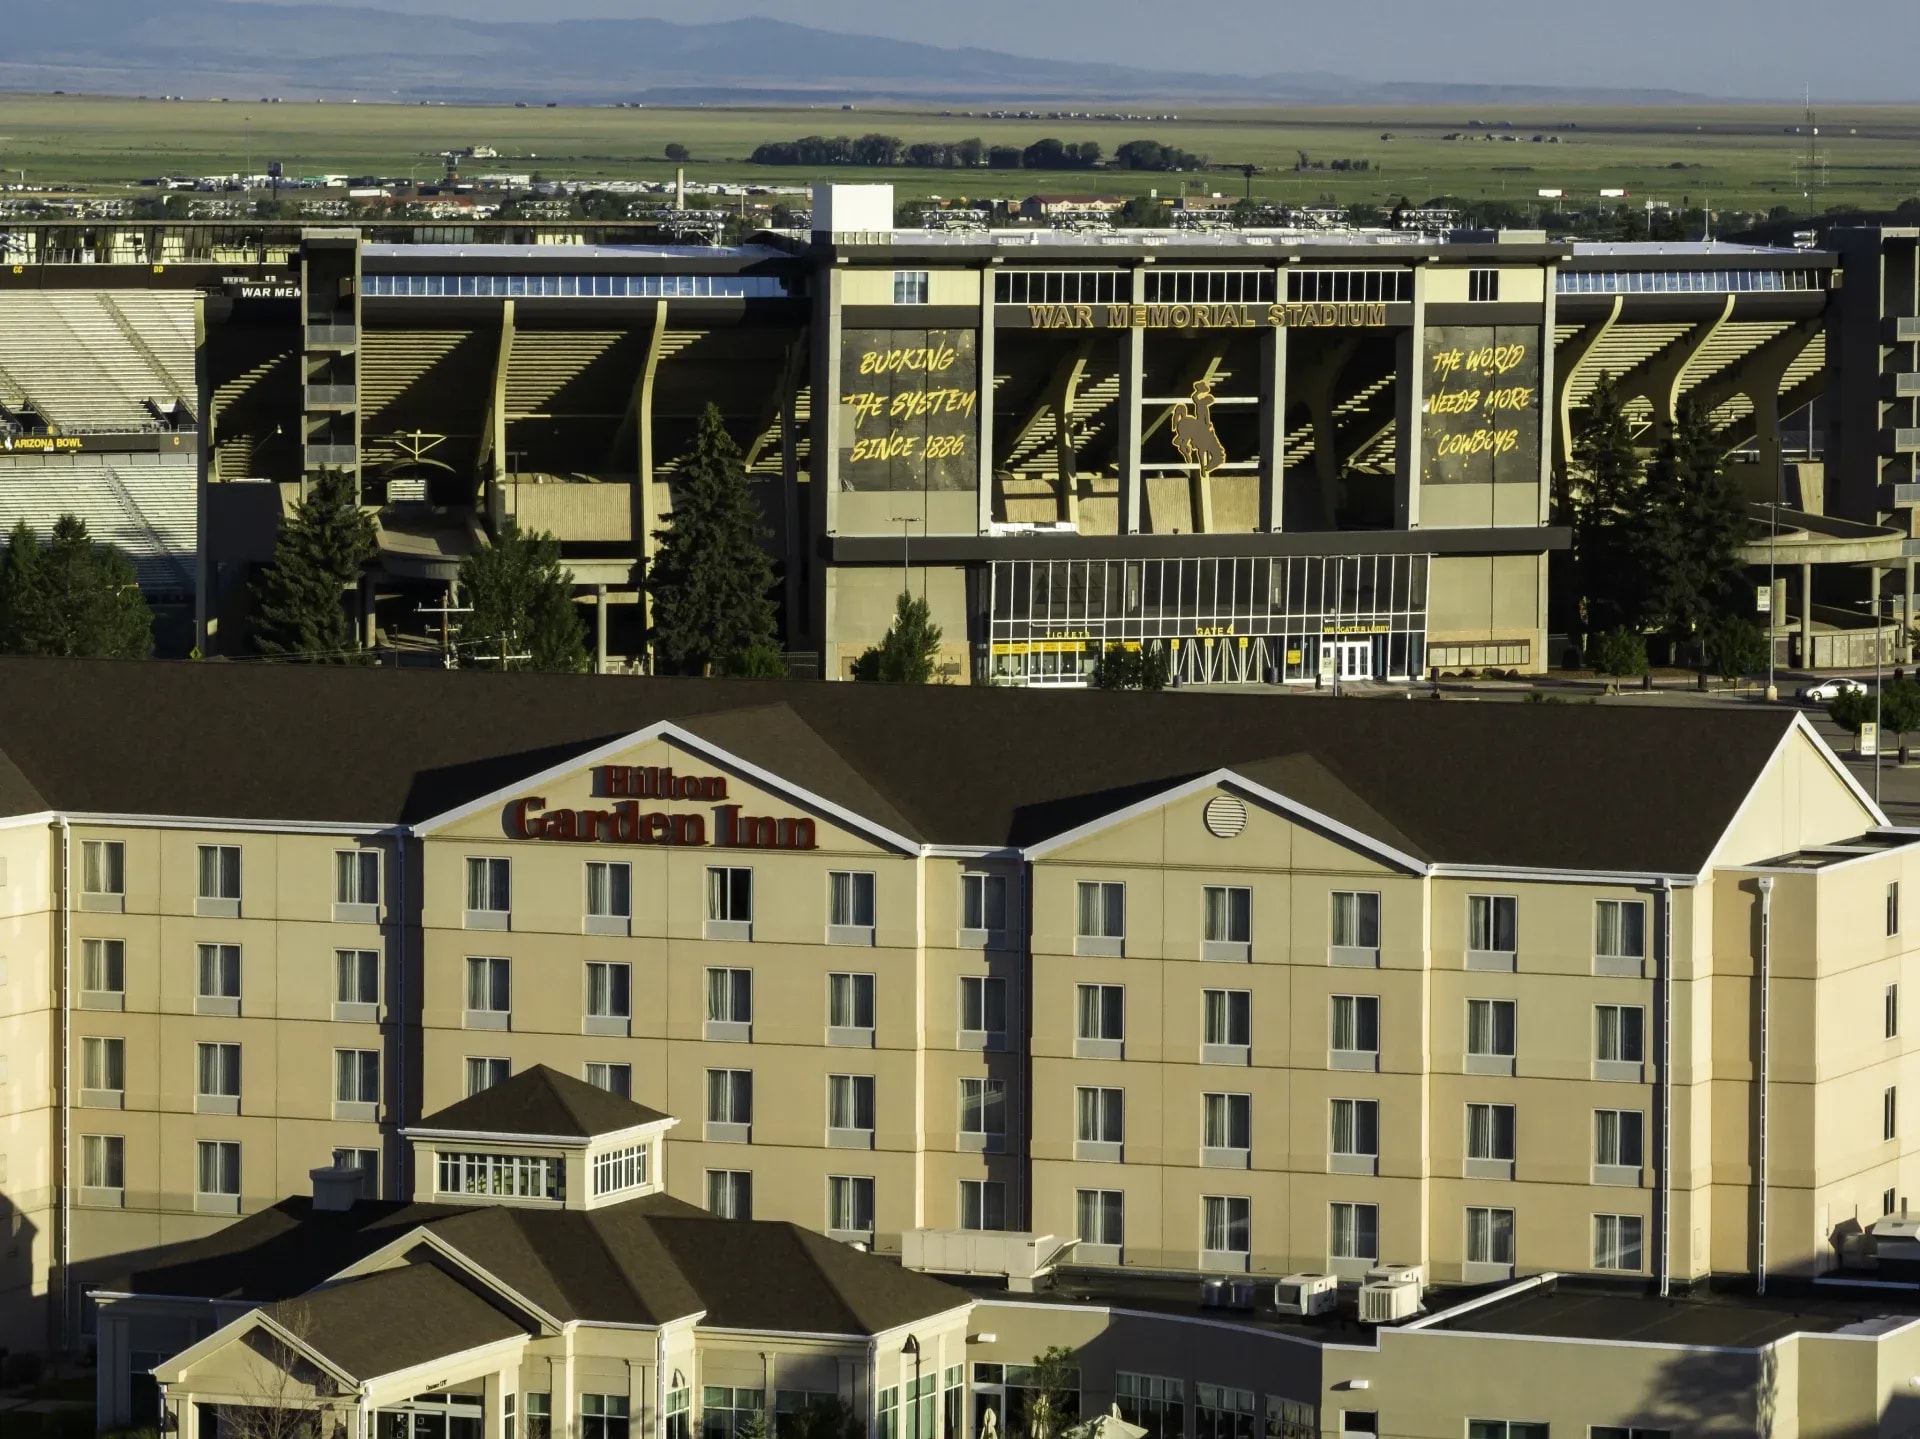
[
  {"xmin": 395, "ymin": 826, "xmax": 410, "ymax": 1197},
  {"xmin": 1756, "ymin": 877, "xmax": 1774, "ymax": 1294},
  {"xmin": 1658, "ymin": 876, "xmax": 1673, "ymax": 1299},
  {"xmin": 56, "ymin": 817, "xmax": 72, "ymax": 1350}
]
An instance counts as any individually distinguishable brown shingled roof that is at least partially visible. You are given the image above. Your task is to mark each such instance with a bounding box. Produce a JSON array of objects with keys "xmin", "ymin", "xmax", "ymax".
[
  {"xmin": 413, "ymin": 1064, "xmax": 672, "ymax": 1139},
  {"xmin": 0, "ymin": 656, "xmax": 1818, "ymax": 874}
]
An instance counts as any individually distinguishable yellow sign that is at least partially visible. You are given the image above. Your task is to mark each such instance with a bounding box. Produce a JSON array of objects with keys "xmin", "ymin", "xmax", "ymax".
[{"xmin": 1025, "ymin": 302, "xmax": 1389, "ymax": 331}]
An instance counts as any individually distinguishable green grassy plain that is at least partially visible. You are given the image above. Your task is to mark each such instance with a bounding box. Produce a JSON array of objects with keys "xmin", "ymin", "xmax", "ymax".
[{"xmin": 2, "ymin": 93, "xmax": 1918, "ymax": 214}]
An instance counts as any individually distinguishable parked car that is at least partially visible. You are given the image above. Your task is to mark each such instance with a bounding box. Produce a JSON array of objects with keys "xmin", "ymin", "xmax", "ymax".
[{"xmin": 1798, "ymin": 677, "xmax": 1870, "ymax": 702}]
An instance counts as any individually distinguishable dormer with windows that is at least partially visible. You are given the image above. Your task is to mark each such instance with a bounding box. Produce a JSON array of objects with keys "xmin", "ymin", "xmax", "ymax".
[{"xmin": 402, "ymin": 1064, "xmax": 677, "ymax": 1211}]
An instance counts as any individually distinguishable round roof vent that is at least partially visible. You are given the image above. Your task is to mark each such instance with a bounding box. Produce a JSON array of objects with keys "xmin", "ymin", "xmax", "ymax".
[{"xmin": 1203, "ymin": 794, "xmax": 1248, "ymax": 839}]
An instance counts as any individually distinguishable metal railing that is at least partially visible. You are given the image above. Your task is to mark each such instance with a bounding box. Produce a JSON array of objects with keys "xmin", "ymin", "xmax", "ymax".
[
  {"xmin": 306, "ymin": 324, "xmax": 358, "ymax": 348},
  {"xmin": 1893, "ymin": 428, "xmax": 1920, "ymax": 455},
  {"xmin": 304, "ymin": 443, "xmax": 357, "ymax": 468},
  {"xmin": 304, "ymin": 385, "xmax": 357, "ymax": 408}
]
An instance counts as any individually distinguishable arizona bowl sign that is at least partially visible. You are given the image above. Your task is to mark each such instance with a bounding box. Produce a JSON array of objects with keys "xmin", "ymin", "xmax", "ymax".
[{"xmin": 504, "ymin": 766, "xmax": 818, "ymax": 851}]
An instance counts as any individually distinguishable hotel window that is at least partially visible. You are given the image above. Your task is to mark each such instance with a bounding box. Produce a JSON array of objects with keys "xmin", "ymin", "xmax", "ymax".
[
  {"xmin": 1594, "ymin": 1109, "xmax": 1645, "ymax": 1176},
  {"xmin": 524, "ymin": 1396, "xmax": 552, "ymax": 1439},
  {"xmin": 465, "ymin": 857, "xmax": 511, "ymax": 927},
  {"xmin": 1887, "ymin": 1086, "xmax": 1899, "ymax": 1141},
  {"xmin": 959, "ymin": 1077, "xmax": 1006, "ymax": 1150},
  {"xmin": 1203, "ymin": 988, "xmax": 1251, "ymax": 1064},
  {"xmin": 438, "ymin": 1150, "xmax": 562, "ymax": 1201},
  {"xmin": 707, "ymin": 967, "xmax": 754, "ymax": 1041},
  {"xmin": 1594, "ymin": 1213, "xmax": 1644, "ymax": 1270},
  {"xmin": 334, "ymin": 1049, "xmax": 379, "ymax": 1118},
  {"xmin": 1340, "ymin": 1416, "xmax": 1376, "ymax": 1439},
  {"xmin": 196, "ymin": 1042, "xmax": 241, "ymax": 1108},
  {"xmin": 707, "ymin": 1069, "xmax": 753, "ymax": 1136},
  {"xmin": 893, "ymin": 270, "xmax": 930, "ymax": 304},
  {"xmin": 332, "ymin": 949, "xmax": 380, "ymax": 1023},
  {"xmin": 585, "ymin": 1062, "xmax": 632, "ymax": 1098},
  {"xmin": 585, "ymin": 961, "xmax": 631, "ymax": 1031},
  {"xmin": 196, "ymin": 1139, "xmax": 241, "ymax": 1208},
  {"xmin": 829, "ymin": 971, "xmax": 876, "ymax": 1044},
  {"xmin": 1594, "ymin": 1004, "xmax": 1644, "ymax": 1079},
  {"xmin": 81, "ymin": 840, "xmax": 125, "ymax": 899},
  {"xmin": 581, "ymin": 1395, "xmax": 629, "ymax": 1439},
  {"xmin": 196, "ymin": 943, "xmax": 241, "ymax": 1014},
  {"xmin": 708, "ymin": 1169, "xmax": 753, "ymax": 1219},
  {"xmin": 1466, "ymin": 1206, "xmax": 1515, "ymax": 1267},
  {"xmin": 1077, "ymin": 1189, "xmax": 1124, "ymax": 1251},
  {"xmin": 828, "ymin": 1174, "xmax": 875, "ymax": 1235},
  {"xmin": 1076, "ymin": 881, "xmax": 1126, "ymax": 955},
  {"xmin": 1202, "ymin": 885, "xmax": 1252, "ymax": 960},
  {"xmin": 1466, "ymin": 1103, "xmax": 1516, "ymax": 1172},
  {"xmin": 707, "ymin": 866, "xmax": 754, "ymax": 938},
  {"xmin": 465, "ymin": 1057, "xmax": 509, "ymax": 1095},
  {"xmin": 1195, "ymin": 1387, "xmax": 1255, "ymax": 1439},
  {"xmin": 1115, "ymin": 1375, "xmax": 1183, "ymax": 1439},
  {"xmin": 81, "ymin": 1036, "xmax": 124, "ymax": 1097},
  {"xmin": 81, "ymin": 939, "xmax": 125, "ymax": 999},
  {"xmin": 1202, "ymin": 1093, "xmax": 1251, "ymax": 1157},
  {"xmin": 665, "ymin": 1389, "xmax": 689, "ymax": 1439},
  {"xmin": 1890, "ymin": 984, "xmax": 1901, "ymax": 1039},
  {"xmin": 1266, "ymin": 1400, "xmax": 1316, "ymax": 1439},
  {"xmin": 960, "ymin": 1178, "xmax": 1007, "ymax": 1231},
  {"xmin": 1329, "ymin": 994, "xmax": 1377, "ymax": 1066},
  {"xmin": 1595, "ymin": 899, "xmax": 1647, "ymax": 973},
  {"xmin": 962, "ymin": 872, "xmax": 1008, "ymax": 943},
  {"xmin": 1329, "ymin": 891, "xmax": 1380, "ymax": 963},
  {"xmin": 702, "ymin": 1390, "xmax": 764, "ymax": 1439},
  {"xmin": 586, "ymin": 861, "xmax": 632, "ymax": 934},
  {"xmin": 465, "ymin": 956, "xmax": 511, "ymax": 1027},
  {"xmin": 1466, "ymin": 268, "xmax": 1501, "ymax": 302},
  {"xmin": 332, "ymin": 1148, "xmax": 378, "ymax": 1199},
  {"xmin": 1891, "ymin": 882, "xmax": 1902, "ymax": 937},
  {"xmin": 592, "ymin": 1142, "xmax": 649, "ymax": 1198},
  {"xmin": 1467, "ymin": 895, "xmax": 1517, "ymax": 968},
  {"xmin": 1076, "ymin": 1086, "xmax": 1124, "ymax": 1158},
  {"xmin": 1201, "ymin": 1195, "xmax": 1251, "ymax": 1258},
  {"xmin": 196, "ymin": 844, "xmax": 242, "ymax": 914},
  {"xmin": 82, "ymin": 1134, "xmax": 124, "ymax": 1192},
  {"xmin": 1329, "ymin": 1201, "xmax": 1379, "ymax": 1261},
  {"xmin": 828, "ymin": 1074, "xmax": 876, "ymax": 1143},
  {"xmin": 1466, "ymin": 1424, "xmax": 1545, "ymax": 1439},
  {"xmin": 1076, "ymin": 983, "xmax": 1124, "ymax": 1057},
  {"xmin": 1466, "ymin": 998, "xmax": 1517, "ymax": 1074},
  {"xmin": 829, "ymin": 870, "xmax": 877, "ymax": 944},
  {"xmin": 1592, "ymin": 1430, "xmax": 1672, "ymax": 1439},
  {"xmin": 1330, "ymin": 1099, "xmax": 1378, "ymax": 1167},
  {"xmin": 334, "ymin": 850, "xmax": 379, "ymax": 915},
  {"xmin": 959, "ymin": 975, "xmax": 1006, "ymax": 1047}
]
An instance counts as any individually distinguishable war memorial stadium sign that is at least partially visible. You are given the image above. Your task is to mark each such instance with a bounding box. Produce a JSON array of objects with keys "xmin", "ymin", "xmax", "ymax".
[{"xmin": 1018, "ymin": 302, "xmax": 1389, "ymax": 330}]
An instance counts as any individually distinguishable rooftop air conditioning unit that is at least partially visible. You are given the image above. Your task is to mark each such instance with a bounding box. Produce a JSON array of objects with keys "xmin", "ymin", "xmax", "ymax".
[
  {"xmin": 1272, "ymin": 1273, "xmax": 1338, "ymax": 1316},
  {"xmin": 1365, "ymin": 1262, "xmax": 1424, "ymax": 1289},
  {"xmin": 1225, "ymin": 1279, "xmax": 1257, "ymax": 1309},
  {"xmin": 1358, "ymin": 1275, "xmax": 1423, "ymax": 1326},
  {"xmin": 1200, "ymin": 1278, "xmax": 1229, "ymax": 1308}
]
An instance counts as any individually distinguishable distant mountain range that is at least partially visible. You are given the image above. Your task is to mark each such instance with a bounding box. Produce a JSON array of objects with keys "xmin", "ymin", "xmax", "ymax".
[{"xmin": 0, "ymin": 0, "xmax": 1716, "ymax": 105}]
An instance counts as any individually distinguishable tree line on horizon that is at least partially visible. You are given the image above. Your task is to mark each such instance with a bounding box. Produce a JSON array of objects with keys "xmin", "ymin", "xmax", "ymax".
[{"xmin": 747, "ymin": 134, "xmax": 1204, "ymax": 172}]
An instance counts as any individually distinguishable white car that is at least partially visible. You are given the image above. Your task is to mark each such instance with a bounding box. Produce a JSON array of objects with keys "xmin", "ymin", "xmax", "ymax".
[{"xmin": 1798, "ymin": 677, "xmax": 1870, "ymax": 702}]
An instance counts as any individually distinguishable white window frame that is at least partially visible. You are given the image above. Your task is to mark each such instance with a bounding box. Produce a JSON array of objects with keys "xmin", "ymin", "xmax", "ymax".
[
  {"xmin": 960, "ymin": 1178, "xmax": 1007, "ymax": 1231},
  {"xmin": 1329, "ymin": 891, "xmax": 1380, "ymax": 965},
  {"xmin": 1593, "ymin": 1212, "xmax": 1644, "ymax": 1271},
  {"xmin": 196, "ymin": 844, "xmax": 242, "ymax": 916},
  {"xmin": 828, "ymin": 870, "xmax": 877, "ymax": 945},
  {"xmin": 1329, "ymin": 1098, "xmax": 1379, "ymax": 1173},
  {"xmin": 707, "ymin": 1168, "xmax": 752, "ymax": 1219},
  {"xmin": 1200, "ymin": 1194, "xmax": 1251, "ymax": 1268},
  {"xmin": 585, "ymin": 860, "xmax": 632, "ymax": 935},
  {"xmin": 585, "ymin": 1061, "xmax": 632, "ymax": 1098},
  {"xmin": 333, "ymin": 1047, "xmax": 379, "ymax": 1120},
  {"xmin": 706, "ymin": 966, "xmax": 754, "ymax": 1042},
  {"xmin": 195, "ymin": 943, "xmax": 241, "ymax": 1016},
  {"xmin": 961, "ymin": 872, "xmax": 1009, "ymax": 947},
  {"xmin": 707, "ymin": 866, "xmax": 754, "ymax": 940},
  {"xmin": 584, "ymin": 960, "xmax": 632, "ymax": 1035},
  {"xmin": 828, "ymin": 971, "xmax": 876, "ymax": 1046},
  {"xmin": 706, "ymin": 1068, "xmax": 753, "ymax": 1141},
  {"xmin": 1329, "ymin": 1201, "xmax": 1378, "ymax": 1263},
  {"xmin": 1329, "ymin": 993, "xmax": 1378, "ymax": 1070},
  {"xmin": 1075, "ymin": 1085, "xmax": 1124, "ymax": 1161},
  {"xmin": 1202, "ymin": 884, "xmax": 1252, "ymax": 961},
  {"xmin": 959, "ymin": 1077, "xmax": 1007, "ymax": 1152},
  {"xmin": 465, "ymin": 955, "xmax": 512, "ymax": 1029},
  {"xmin": 1595, "ymin": 898, "xmax": 1648, "ymax": 974},
  {"xmin": 1075, "ymin": 881, "xmax": 1126, "ymax": 955},
  {"xmin": 334, "ymin": 948, "xmax": 380, "ymax": 1022},
  {"xmin": 828, "ymin": 1073, "xmax": 876, "ymax": 1147},
  {"xmin": 333, "ymin": 849, "xmax": 380, "ymax": 922},
  {"xmin": 958, "ymin": 974, "xmax": 1007, "ymax": 1050},
  {"xmin": 196, "ymin": 1139, "xmax": 241, "ymax": 1213},
  {"xmin": 195, "ymin": 1041, "xmax": 241, "ymax": 1114},
  {"xmin": 1075, "ymin": 983, "xmax": 1124, "ymax": 1059},
  {"xmin": 1466, "ymin": 997, "xmax": 1517, "ymax": 1075},
  {"xmin": 827, "ymin": 1174, "xmax": 875, "ymax": 1237},
  {"xmin": 1201, "ymin": 1092, "xmax": 1251, "ymax": 1167},
  {"xmin": 465, "ymin": 1056, "xmax": 509, "ymax": 1095},
  {"xmin": 465, "ymin": 856, "xmax": 512, "ymax": 929}
]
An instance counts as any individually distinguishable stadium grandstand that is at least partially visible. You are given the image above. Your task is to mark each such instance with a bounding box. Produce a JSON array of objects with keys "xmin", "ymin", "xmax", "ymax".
[
  {"xmin": 0, "ymin": 207, "xmax": 1910, "ymax": 677},
  {"xmin": 0, "ymin": 291, "xmax": 199, "ymax": 628}
]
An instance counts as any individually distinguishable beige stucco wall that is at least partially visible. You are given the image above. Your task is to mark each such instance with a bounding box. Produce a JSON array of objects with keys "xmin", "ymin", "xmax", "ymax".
[{"xmin": 824, "ymin": 564, "xmax": 971, "ymax": 683}]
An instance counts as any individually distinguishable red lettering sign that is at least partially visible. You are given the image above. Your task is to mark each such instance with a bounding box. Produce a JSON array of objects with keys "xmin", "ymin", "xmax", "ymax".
[{"xmin": 501, "ymin": 775, "xmax": 815, "ymax": 850}]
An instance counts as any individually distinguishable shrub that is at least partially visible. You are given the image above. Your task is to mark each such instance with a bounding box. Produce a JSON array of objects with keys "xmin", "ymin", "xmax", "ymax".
[{"xmin": 1588, "ymin": 628, "xmax": 1650, "ymax": 677}]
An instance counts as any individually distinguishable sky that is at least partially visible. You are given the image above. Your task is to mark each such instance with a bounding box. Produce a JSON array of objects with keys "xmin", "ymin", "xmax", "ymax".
[{"xmin": 244, "ymin": 0, "xmax": 1916, "ymax": 100}]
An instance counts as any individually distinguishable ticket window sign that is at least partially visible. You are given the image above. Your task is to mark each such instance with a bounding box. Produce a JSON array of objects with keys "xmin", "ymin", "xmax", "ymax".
[
  {"xmin": 1862, "ymin": 721, "xmax": 1880, "ymax": 758},
  {"xmin": 1756, "ymin": 585, "xmax": 1772, "ymax": 615}
]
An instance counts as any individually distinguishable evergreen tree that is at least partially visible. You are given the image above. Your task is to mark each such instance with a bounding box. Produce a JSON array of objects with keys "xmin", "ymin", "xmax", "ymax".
[
  {"xmin": 1567, "ymin": 373, "xmax": 1644, "ymax": 638},
  {"xmin": 646, "ymin": 404, "xmax": 779, "ymax": 674},
  {"xmin": 460, "ymin": 524, "xmax": 588, "ymax": 672},
  {"xmin": 250, "ymin": 469, "xmax": 378, "ymax": 661},
  {"xmin": 0, "ymin": 515, "xmax": 152, "ymax": 658},
  {"xmin": 856, "ymin": 590, "xmax": 943, "ymax": 683},
  {"xmin": 1633, "ymin": 398, "xmax": 1748, "ymax": 643}
]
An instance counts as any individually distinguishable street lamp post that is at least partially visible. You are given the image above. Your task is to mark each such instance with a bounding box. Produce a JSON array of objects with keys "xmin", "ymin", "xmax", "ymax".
[{"xmin": 902, "ymin": 1335, "xmax": 922, "ymax": 1439}]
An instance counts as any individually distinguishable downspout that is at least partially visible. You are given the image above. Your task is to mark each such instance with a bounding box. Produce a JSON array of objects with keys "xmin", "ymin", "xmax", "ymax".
[
  {"xmin": 56, "ymin": 816, "xmax": 72, "ymax": 1350},
  {"xmin": 395, "ymin": 825, "xmax": 410, "ymax": 1197},
  {"xmin": 1756, "ymin": 876, "xmax": 1774, "ymax": 1295},
  {"xmin": 655, "ymin": 1327, "xmax": 667, "ymax": 1439},
  {"xmin": 1020, "ymin": 863, "xmax": 1035, "ymax": 1232},
  {"xmin": 1658, "ymin": 877, "xmax": 1673, "ymax": 1299}
]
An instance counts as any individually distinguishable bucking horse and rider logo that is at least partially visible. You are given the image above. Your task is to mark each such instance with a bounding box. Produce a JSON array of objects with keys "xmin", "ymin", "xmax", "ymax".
[{"xmin": 1170, "ymin": 379, "xmax": 1228, "ymax": 478}]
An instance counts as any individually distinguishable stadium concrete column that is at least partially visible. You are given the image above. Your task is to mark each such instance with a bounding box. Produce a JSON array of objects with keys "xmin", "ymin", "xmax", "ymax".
[
  {"xmin": 1259, "ymin": 296, "xmax": 1286, "ymax": 532},
  {"xmin": 1121, "ymin": 266, "xmax": 1148, "ymax": 533},
  {"xmin": 813, "ymin": 265, "xmax": 845, "ymax": 666},
  {"xmin": 1538, "ymin": 261, "xmax": 1559, "ymax": 525},
  {"xmin": 1801, "ymin": 561, "xmax": 1814, "ymax": 665},
  {"xmin": 977, "ymin": 266, "xmax": 996, "ymax": 534},
  {"xmin": 637, "ymin": 300, "xmax": 668, "ymax": 662},
  {"xmin": 595, "ymin": 585, "xmax": 608, "ymax": 674},
  {"xmin": 1395, "ymin": 260, "xmax": 1429, "ymax": 529},
  {"xmin": 193, "ymin": 290, "xmax": 210, "ymax": 651}
]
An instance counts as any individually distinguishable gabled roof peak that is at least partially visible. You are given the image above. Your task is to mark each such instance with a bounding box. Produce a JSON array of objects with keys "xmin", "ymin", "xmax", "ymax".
[{"xmin": 411, "ymin": 1065, "xmax": 673, "ymax": 1141}]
